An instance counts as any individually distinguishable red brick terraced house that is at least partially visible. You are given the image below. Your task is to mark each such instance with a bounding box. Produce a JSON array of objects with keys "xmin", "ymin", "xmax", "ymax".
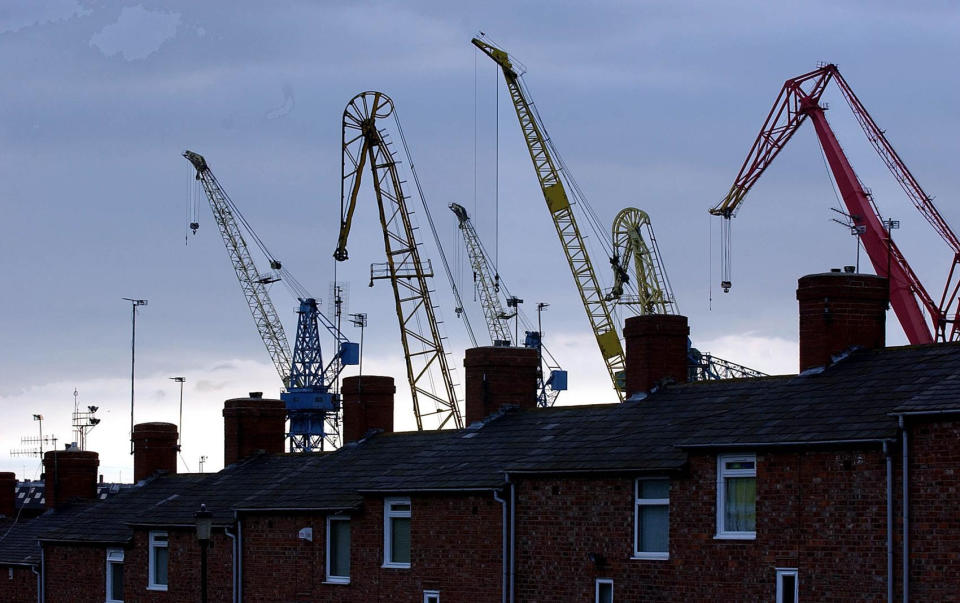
[{"xmin": 1, "ymin": 271, "xmax": 958, "ymax": 602}]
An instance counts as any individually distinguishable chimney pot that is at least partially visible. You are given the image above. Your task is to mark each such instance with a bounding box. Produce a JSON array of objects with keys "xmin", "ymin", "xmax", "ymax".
[
  {"xmin": 624, "ymin": 314, "xmax": 690, "ymax": 397},
  {"xmin": 0, "ymin": 472, "xmax": 15, "ymax": 517},
  {"xmin": 797, "ymin": 272, "xmax": 887, "ymax": 372},
  {"xmin": 342, "ymin": 376, "xmax": 396, "ymax": 443},
  {"xmin": 464, "ymin": 346, "xmax": 538, "ymax": 424},
  {"xmin": 223, "ymin": 394, "xmax": 286, "ymax": 465},
  {"xmin": 42, "ymin": 449, "xmax": 99, "ymax": 509},
  {"xmin": 132, "ymin": 422, "xmax": 179, "ymax": 482}
]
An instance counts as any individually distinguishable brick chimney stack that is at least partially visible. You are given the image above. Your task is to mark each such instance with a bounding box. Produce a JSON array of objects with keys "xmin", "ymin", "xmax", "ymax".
[
  {"xmin": 464, "ymin": 346, "xmax": 538, "ymax": 424},
  {"xmin": 132, "ymin": 422, "xmax": 179, "ymax": 482},
  {"xmin": 624, "ymin": 314, "xmax": 690, "ymax": 397},
  {"xmin": 42, "ymin": 448, "xmax": 99, "ymax": 509},
  {"xmin": 223, "ymin": 392, "xmax": 287, "ymax": 466},
  {"xmin": 0, "ymin": 472, "xmax": 15, "ymax": 517},
  {"xmin": 797, "ymin": 271, "xmax": 888, "ymax": 372},
  {"xmin": 342, "ymin": 376, "xmax": 395, "ymax": 443}
]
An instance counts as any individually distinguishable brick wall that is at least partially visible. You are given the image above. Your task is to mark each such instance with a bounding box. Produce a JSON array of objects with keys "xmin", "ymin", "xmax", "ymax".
[
  {"xmin": 125, "ymin": 529, "xmax": 233, "ymax": 602},
  {"xmin": 514, "ymin": 447, "xmax": 893, "ymax": 601},
  {"xmin": 240, "ymin": 492, "xmax": 503, "ymax": 602},
  {"xmin": 908, "ymin": 417, "xmax": 960, "ymax": 600},
  {"xmin": 43, "ymin": 543, "xmax": 106, "ymax": 603},
  {"xmin": 0, "ymin": 565, "xmax": 36, "ymax": 603}
]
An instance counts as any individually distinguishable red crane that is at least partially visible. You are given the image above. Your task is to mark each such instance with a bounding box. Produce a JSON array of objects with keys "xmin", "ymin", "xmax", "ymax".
[{"xmin": 710, "ymin": 64, "xmax": 960, "ymax": 344}]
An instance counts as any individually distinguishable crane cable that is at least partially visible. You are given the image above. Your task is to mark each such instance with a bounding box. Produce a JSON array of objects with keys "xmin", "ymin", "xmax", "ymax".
[{"xmin": 390, "ymin": 106, "xmax": 479, "ymax": 348}]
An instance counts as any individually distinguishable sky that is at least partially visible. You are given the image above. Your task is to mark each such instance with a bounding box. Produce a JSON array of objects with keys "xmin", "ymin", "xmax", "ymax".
[{"xmin": 1, "ymin": 0, "xmax": 958, "ymax": 480}]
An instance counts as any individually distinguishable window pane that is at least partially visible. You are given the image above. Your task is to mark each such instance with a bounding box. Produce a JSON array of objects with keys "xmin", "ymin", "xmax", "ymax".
[
  {"xmin": 154, "ymin": 547, "xmax": 168, "ymax": 585},
  {"xmin": 597, "ymin": 581, "xmax": 613, "ymax": 603},
  {"xmin": 390, "ymin": 502, "xmax": 411, "ymax": 513},
  {"xmin": 391, "ymin": 517, "xmax": 411, "ymax": 564},
  {"xmin": 638, "ymin": 505, "xmax": 669, "ymax": 552},
  {"xmin": 639, "ymin": 479, "xmax": 668, "ymax": 499},
  {"xmin": 330, "ymin": 521, "xmax": 350, "ymax": 577},
  {"xmin": 724, "ymin": 476, "xmax": 756, "ymax": 532},
  {"xmin": 781, "ymin": 575, "xmax": 796, "ymax": 603},
  {"xmin": 110, "ymin": 563, "xmax": 123, "ymax": 600}
]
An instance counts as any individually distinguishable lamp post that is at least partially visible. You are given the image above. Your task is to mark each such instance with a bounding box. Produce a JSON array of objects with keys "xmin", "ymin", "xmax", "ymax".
[
  {"xmin": 170, "ymin": 377, "xmax": 185, "ymax": 448},
  {"xmin": 123, "ymin": 298, "xmax": 148, "ymax": 454},
  {"xmin": 195, "ymin": 503, "xmax": 212, "ymax": 603}
]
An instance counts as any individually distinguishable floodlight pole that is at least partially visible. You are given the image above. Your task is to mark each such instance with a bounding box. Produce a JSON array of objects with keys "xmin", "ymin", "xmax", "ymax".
[
  {"xmin": 170, "ymin": 377, "xmax": 186, "ymax": 447},
  {"xmin": 124, "ymin": 298, "xmax": 148, "ymax": 454}
]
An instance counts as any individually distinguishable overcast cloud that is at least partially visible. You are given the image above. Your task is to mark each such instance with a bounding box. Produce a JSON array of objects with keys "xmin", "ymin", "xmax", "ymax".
[{"xmin": 2, "ymin": 1, "xmax": 958, "ymax": 476}]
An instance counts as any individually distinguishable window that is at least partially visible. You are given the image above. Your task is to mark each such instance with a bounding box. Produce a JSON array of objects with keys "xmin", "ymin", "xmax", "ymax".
[
  {"xmin": 776, "ymin": 568, "xmax": 798, "ymax": 603},
  {"xmin": 106, "ymin": 548, "xmax": 124, "ymax": 602},
  {"xmin": 147, "ymin": 531, "xmax": 168, "ymax": 591},
  {"xmin": 634, "ymin": 478, "xmax": 669, "ymax": 559},
  {"xmin": 716, "ymin": 454, "xmax": 756, "ymax": 539},
  {"xmin": 383, "ymin": 497, "xmax": 411, "ymax": 568},
  {"xmin": 423, "ymin": 590, "xmax": 440, "ymax": 603},
  {"xmin": 595, "ymin": 578, "xmax": 613, "ymax": 603},
  {"xmin": 325, "ymin": 516, "xmax": 350, "ymax": 583}
]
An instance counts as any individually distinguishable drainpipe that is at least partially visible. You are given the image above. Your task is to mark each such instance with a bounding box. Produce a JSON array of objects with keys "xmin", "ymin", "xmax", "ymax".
[
  {"xmin": 899, "ymin": 416, "xmax": 909, "ymax": 602},
  {"xmin": 237, "ymin": 515, "xmax": 244, "ymax": 602},
  {"xmin": 31, "ymin": 562, "xmax": 41, "ymax": 603},
  {"xmin": 493, "ymin": 488, "xmax": 508, "ymax": 603},
  {"xmin": 225, "ymin": 523, "xmax": 238, "ymax": 603},
  {"xmin": 508, "ymin": 474, "xmax": 516, "ymax": 603},
  {"xmin": 38, "ymin": 547, "xmax": 44, "ymax": 603},
  {"xmin": 884, "ymin": 440, "xmax": 893, "ymax": 603}
]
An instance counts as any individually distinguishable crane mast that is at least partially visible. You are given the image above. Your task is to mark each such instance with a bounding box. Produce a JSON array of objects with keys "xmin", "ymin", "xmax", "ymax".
[
  {"xmin": 183, "ymin": 150, "xmax": 292, "ymax": 381},
  {"xmin": 710, "ymin": 64, "xmax": 960, "ymax": 343},
  {"xmin": 473, "ymin": 38, "xmax": 626, "ymax": 399},
  {"xmin": 449, "ymin": 203, "xmax": 513, "ymax": 344},
  {"xmin": 335, "ymin": 91, "xmax": 463, "ymax": 430}
]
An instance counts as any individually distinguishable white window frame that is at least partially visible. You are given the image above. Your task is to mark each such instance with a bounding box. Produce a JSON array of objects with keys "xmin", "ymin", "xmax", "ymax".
[
  {"xmin": 716, "ymin": 454, "xmax": 757, "ymax": 540},
  {"xmin": 325, "ymin": 515, "xmax": 350, "ymax": 584},
  {"xmin": 105, "ymin": 548, "xmax": 124, "ymax": 602},
  {"xmin": 147, "ymin": 531, "xmax": 168, "ymax": 591},
  {"xmin": 595, "ymin": 578, "xmax": 614, "ymax": 603},
  {"xmin": 633, "ymin": 478, "xmax": 669, "ymax": 560},
  {"xmin": 776, "ymin": 567, "xmax": 798, "ymax": 602},
  {"xmin": 423, "ymin": 590, "xmax": 440, "ymax": 603},
  {"xmin": 383, "ymin": 497, "xmax": 411, "ymax": 569}
]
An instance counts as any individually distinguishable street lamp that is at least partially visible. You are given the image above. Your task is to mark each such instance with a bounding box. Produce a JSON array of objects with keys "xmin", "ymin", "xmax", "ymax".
[
  {"xmin": 195, "ymin": 503, "xmax": 212, "ymax": 603},
  {"xmin": 123, "ymin": 298, "xmax": 148, "ymax": 454},
  {"xmin": 170, "ymin": 377, "xmax": 185, "ymax": 448}
]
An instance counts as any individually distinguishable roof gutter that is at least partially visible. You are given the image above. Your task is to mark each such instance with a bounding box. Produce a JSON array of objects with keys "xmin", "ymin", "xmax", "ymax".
[
  {"xmin": 357, "ymin": 487, "xmax": 498, "ymax": 494},
  {"xmin": 232, "ymin": 505, "xmax": 359, "ymax": 514},
  {"xmin": 678, "ymin": 437, "xmax": 893, "ymax": 449},
  {"xmin": 889, "ymin": 408, "xmax": 960, "ymax": 417}
]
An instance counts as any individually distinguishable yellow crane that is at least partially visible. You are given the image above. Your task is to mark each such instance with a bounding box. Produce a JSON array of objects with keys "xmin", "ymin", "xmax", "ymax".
[
  {"xmin": 335, "ymin": 91, "xmax": 463, "ymax": 430},
  {"xmin": 473, "ymin": 38, "xmax": 626, "ymax": 398}
]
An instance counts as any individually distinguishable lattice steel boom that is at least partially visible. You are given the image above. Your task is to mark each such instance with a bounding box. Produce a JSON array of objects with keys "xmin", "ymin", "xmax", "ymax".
[
  {"xmin": 335, "ymin": 92, "xmax": 463, "ymax": 430},
  {"xmin": 710, "ymin": 64, "xmax": 960, "ymax": 343},
  {"xmin": 183, "ymin": 150, "xmax": 292, "ymax": 381},
  {"xmin": 473, "ymin": 38, "xmax": 626, "ymax": 399}
]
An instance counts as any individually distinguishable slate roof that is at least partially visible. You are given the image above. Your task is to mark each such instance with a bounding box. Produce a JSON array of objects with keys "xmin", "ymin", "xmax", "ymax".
[
  {"xmin": 13, "ymin": 481, "xmax": 132, "ymax": 512},
  {"xmin": 0, "ymin": 501, "xmax": 97, "ymax": 565},
  {"xmin": 8, "ymin": 341, "xmax": 959, "ymax": 550}
]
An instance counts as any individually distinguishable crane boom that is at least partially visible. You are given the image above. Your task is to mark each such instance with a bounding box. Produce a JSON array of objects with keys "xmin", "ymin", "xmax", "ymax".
[
  {"xmin": 335, "ymin": 91, "xmax": 463, "ymax": 430},
  {"xmin": 449, "ymin": 203, "xmax": 513, "ymax": 344},
  {"xmin": 709, "ymin": 64, "xmax": 960, "ymax": 343},
  {"xmin": 183, "ymin": 150, "xmax": 292, "ymax": 381},
  {"xmin": 473, "ymin": 38, "xmax": 626, "ymax": 398}
]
